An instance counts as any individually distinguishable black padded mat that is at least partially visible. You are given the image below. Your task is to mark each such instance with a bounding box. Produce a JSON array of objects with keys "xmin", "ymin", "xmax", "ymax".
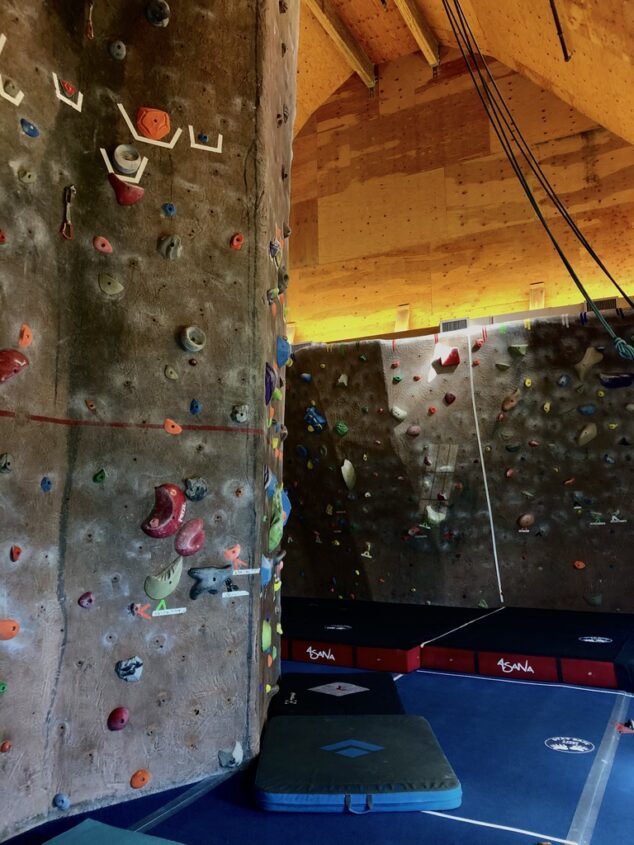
[{"xmin": 268, "ymin": 672, "xmax": 405, "ymax": 718}]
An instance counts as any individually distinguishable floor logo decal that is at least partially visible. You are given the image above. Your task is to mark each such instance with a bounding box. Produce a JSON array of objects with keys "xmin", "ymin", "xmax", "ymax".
[
  {"xmin": 545, "ymin": 737, "xmax": 595, "ymax": 753},
  {"xmin": 578, "ymin": 636, "xmax": 613, "ymax": 643}
]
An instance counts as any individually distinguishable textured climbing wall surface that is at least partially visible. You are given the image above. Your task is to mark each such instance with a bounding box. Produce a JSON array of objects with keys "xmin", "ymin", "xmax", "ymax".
[
  {"xmin": 289, "ymin": 49, "xmax": 634, "ymax": 342},
  {"xmin": 0, "ymin": 0, "xmax": 297, "ymax": 838},
  {"xmin": 283, "ymin": 314, "xmax": 634, "ymax": 611}
]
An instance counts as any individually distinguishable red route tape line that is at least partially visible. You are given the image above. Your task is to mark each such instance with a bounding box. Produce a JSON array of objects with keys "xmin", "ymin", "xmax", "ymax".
[{"xmin": 0, "ymin": 410, "xmax": 264, "ymax": 436}]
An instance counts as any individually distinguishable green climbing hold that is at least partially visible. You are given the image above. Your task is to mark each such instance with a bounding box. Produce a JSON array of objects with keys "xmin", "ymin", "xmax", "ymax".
[
  {"xmin": 0, "ymin": 681, "xmax": 7, "ymax": 694},
  {"xmin": 359, "ymin": 354, "xmax": 368, "ymax": 362},
  {"xmin": 268, "ymin": 484, "xmax": 284, "ymax": 551},
  {"xmin": 477, "ymin": 599, "xmax": 488, "ymax": 609},
  {"xmin": 262, "ymin": 620, "xmax": 272, "ymax": 652},
  {"xmin": 584, "ymin": 593, "xmax": 603, "ymax": 607},
  {"xmin": 334, "ymin": 421, "xmax": 349, "ymax": 437},
  {"xmin": 361, "ymin": 406, "xmax": 369, "ymax": 414},
  {"xmin": 392, "ymin": 375, "xmax": 402, "ymax": 384},
  {"xmin": 508, "ymin": 344, "xmax": 528, "ymax": 357},
  {"xmin": 272, "ymin": 388, "xmax": 283, "ymax": 401},
  {"xmin": 495, "ymin": 362, "xmax": 512, "ymax": 371},
  {"xmin": 93, "ymin": 469, "xmax": 106, "ymax": 484}
]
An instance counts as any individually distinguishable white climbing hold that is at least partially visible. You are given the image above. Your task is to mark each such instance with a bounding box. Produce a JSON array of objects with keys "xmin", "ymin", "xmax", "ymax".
[
  {"xmin": 341, "ymin": 459, "xmax": 356, "ymax": 490},
  {"xmin": 574, "ymin": 347, "xmax": 603, "ymax": 382},
  {"xmin": 390, "ymin": 406, "xmax": 407, "ymax": 421},
  {"xmin": 425, "ymin": 504, "xmax": 447, "ymax": 525},
  {"xmin": 576, "ymin": 422, "xmax": 598, "ymax": 447}
]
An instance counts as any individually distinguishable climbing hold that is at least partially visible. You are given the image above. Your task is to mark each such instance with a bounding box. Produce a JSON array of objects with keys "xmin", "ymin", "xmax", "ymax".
[
  {"xmin": 341, "ymin": 460, "xmax": 356, "ymax": 490},
  {"xmin": 198, "ymin": 132, "xmax": 209, "ymax": 143},
  {"xmin": 174, "ymin": 518, "xmax": 205, "ymax": 556},
  {"xmin": 115, "ymin": 657, "xmax": 144, "ymax": 683},
  {"xmin": 337, "ymin": 373, "xmax": 348, "ymax": 387},
  {"xmin": 262, "ymin": 620, "xmax": 272, "ymax": 652},
  {"xmin": 93, "ymin": 235, "xmax": 113, "ymax": 254},
  {"xmin": 543, "ymin": 401, "xmax": 551, "ymax": 414},
  {"xmin": 473, "ymin": 338, "xmax": 485, "ymax": 350},
  {"xmin": 40, "ymin": 477, "xmax": 52, "ymax": 492},
  {"xmin": 272, "ymin": 387, "xmax": 283, "ymax": 401},
  {"xmin": 428, "ymin": 406, "xmax": 437, "ymax": 416},
  {"xmin": 144, "ymin": 556, "xmax": 183, "ymax": 600},
  {"xmin": 334, "ymin": 421, "xmax": 349, "ymax": 437},
  {"xmin": 472, "ymin": 358, "xmax": 481, "ymax": 366},
  {"xmin": 508, "ymin": 344, "xmax": 528, "ymax": 357},
  {"xmin": 576, "ymin": 423, "xmax": 597, "ymax": 447},
  {"xmin": 528, "ymin": 439, "xmax": 540, "ymax": 448},
  {"xmin": 0, "ymin": 619, "xmax": 20, "ymax": 640},
  {"xmin": 304, "ymin": 406, "xmax": 327, "ymax": 432},
  {"xmin": 359, "ymin": 354, "xmax": 368, "ymax": 362},
  {"xmin": 136, "ymin": 106, "xmax": 170, "ymax": 141},
  {"xmin": 78, "ymin": 592, "xmax": 95, "ymax": 608},
  {"xmin": 391, "ymin": 361, "xmax": 400, "ymax": 369},
  {"xmin": 0, "ymin": 349, "xmax": 29, "ymax": 384},
  {"xmin": 158, "ymin": 234, "xmax": 183, "ymax": 260},
  {"xmin": 599, "ymin": 373, "xmax": 633, "ymax": 389},
  {"xmin": 53, "ymin": 794, "xmax": 71, "ymax": 811},
  {"xmin": 231, "ymin": 404, "xmax": 249, "ymax": 423},
  {"xmin": 577, "ymin": 403, "xmax": 597, "ymax": 416},
  {"xmin": 557, "ymin": 374, "xmax": 572, "ymax": 387},
  {"xmin": 517, "ymin": 513, "xmax": 535, "ymax": 529},
  {"xmin": 575, "ymin": 347, "xmax": 603, "ymax": 382},
  {"xmin": 584, "ymin": 594, "xmax": 603, "ymax": 608},
  {"xmin": 505, "ymin": 444, "xmax": 521, "ymax": 453},
  {"xmin": 180, "ymin": 325, "xmax": 206, "ymax": 353},
  {"xmin": 164, "ymin": 365, "xmax": 178, "ymax": 380},
  {"xmin": 0, "ymin": 453, "xmax": 13, "ymax": 473},
  {"xmin": 230, "ymin": 233, "xmax": 244, "ymax": 250},
  {"xmin": 184, "ymin": 477, "xmax": 209, "ymax": 501},
  {"xmin": 573, "ymin": 560, "xmax": 586, "ymax": 570},
  {"xmin": 20, "ymin": 118, "xmax": 39, "ymax": 138},
  {"xmin": 406, "ymin": 425, "xmax": 421, "ymax": 437},
  {"xmin": 437, "ymin": 347, "xmax": 460, "ymax": 367},
  {"xmin": 277, "ymin": 265, "xmax": 290, "ymax": 293},
  {"xmin": 425, "ymin": 504, "xmax": 447, "ymax": 525},
  {"xmin": 495, "ymin": 362, "xmax": 511, "ymax": 371},
  {"xmin": 502, "ymin": 388, "xmax": 522, "ymax": 412},
  {"xmin": 107, "ymin": 707, "xmax": 130, "ymax": 731},
  {"xmin": 109, "ymin": 40, "xmax": 127, "ymax": 60},
  {"xmin": 597, "ymin": 389, "xmax": 606, "ymax": 398},
  {"xmin": 524, "ymin": 378, "xmax": 532, "ymax": 388},
  {"xmin": 444, "ymin": 393, "xmax": 456, "ymax": 405},
  {"xmin": 93, "ymin": 469, "xmax": 106, "ymax": 484},
  {"xmin": 300, "ymin": 373, "xmax": 312, "ymax": 383},
  {"xmin": 392, "ymin": 375, "xmax": 402, "ymax": 384},
  {"xmin": 604, "ymin": 453, "xmax": 615, "ymax": 465},
  {"xmin": 0, "ymin": 741, "xmax": 11, "ymax": 752},
  {"xmin": 85, "ymin": 399, "xmax": 97, "ymax": 414},
  {"xmin": 130, "ymin": 769, "xmax": 151, "ymax": 789},
  {"xmin": 3, "ymin": 78, "xmax": 19, "ymax": 97},
  {"xmin": 0, "ymin": 230, "xmax": 6, "ymax": 245},
  {"xmin": 390, "ymin": 406, "xmax": 407, "ymax": 421},
  {"xmin": 277, "ymin": 336, "xmax": 291, "ymax": 367},
  {"xmin": 18, "ymin": 169, "xmax": 37, "ymax": 184},
  {"xmin": 108, "ymin": 173, "xmax": 144, "ymax": 206},
  {"xmin": 98, "ymin": 273, "xmax": 124, "ymax": 298},
  {"xmin": 189, "ymin": 399, "xmax": 201, "ymax": 416},
  {"xmin": 9, "ymin": 545, "xmax": 21, "ymax": 562},
  {"xmin": 163, "ymin": 415, "xmax": 181, "ymax": 436},
  {"xmin": 146, "ymin": 0, "xmax": 170, "ymax": 26},
  {"xmin": 113, "ymin": 144, "xmax": 141, "ymax": 175},
  {"xmin": 219, "ymin": 741, "xmax": 243, "ymax": 769},
  {"xmin": 141, "ymin": 483, "xmax": 187, "ymax": 538},
  {"xmin": 18, "ymin": 324, "xmax": 32, "ymax": 349},
  {"xmin": 188, "ymin": 564, "xmax": 231, "ymax": 599}
]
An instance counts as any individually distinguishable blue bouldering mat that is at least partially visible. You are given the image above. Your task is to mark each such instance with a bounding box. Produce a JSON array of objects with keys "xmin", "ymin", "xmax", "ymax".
[{"xmin": 45, "ymin": 819, "xmax": 184, "ymax": 845}]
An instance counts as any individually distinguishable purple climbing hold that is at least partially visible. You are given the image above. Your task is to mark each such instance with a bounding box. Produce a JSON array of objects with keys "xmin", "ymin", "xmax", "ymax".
[
  {"xmin": 599, "ymin": 373, "xmax": 633, "ymax": 389},
  {"xmin": 406, "ymin": 425, "xmax": 421, "ymax": 437},
  {"xmin": 265, "ymin": 363, "xmax": 276, "ymax": 405},
  {"xmin": 78, "ymin": 591, "xmax": 95, "ymax": 608},
  {"xmin": 444, "ymin": 393, "xmax": 456, "ymax": 405},
  {"xmin": 107, "ymin": 707, "xmax": 129, "ymax": 731}
]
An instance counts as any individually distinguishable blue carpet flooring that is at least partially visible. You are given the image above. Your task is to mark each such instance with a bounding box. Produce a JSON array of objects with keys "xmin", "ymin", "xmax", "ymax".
[{"xmin": 8, "ymin": 663, "xmax": 633, "ymax": 845}]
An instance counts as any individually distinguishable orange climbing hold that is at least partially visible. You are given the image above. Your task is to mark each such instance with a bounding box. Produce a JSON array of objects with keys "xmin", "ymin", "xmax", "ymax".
[
  {"xmin": 136, "ymin": 107, "xmax": 171, "ymax": 140},
  {"xmin": 85, "ymin": 399, "xmax": 97, "ymax": 413},
  {"xmin": 0, "ymin": 619, "xmax": 20, "ymax": 641},
  {"xmin": 0, "ymin": 740, "xmax": 12, "ymax": 753},
  {"xmin": 18, "ymin": 324, "xmax": 32, "ymax": 348},
  {"xmin": 9, "ymin": 545, "xmax": 21, "ymax": 562},
  {"xmin": 130, "ymin": 769, "xmax": 151, "ymax": 789},
  {"xmin": 573, "ymin": 560, "xmax": 586, "ymax": 570},
  {"xmin": 163, "ymin": 418, "xmax": 182, "ymax": 435}
]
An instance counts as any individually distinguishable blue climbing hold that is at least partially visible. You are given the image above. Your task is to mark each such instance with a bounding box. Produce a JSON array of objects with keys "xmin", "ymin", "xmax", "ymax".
[
  {"xmin": 190, "ymin": 399, "xmax": 201, "ymax": 415},
  {"xmin": 260, "ymin": 555, "xmax": 273, "ymax": 588},
  {"xmin": 53, "ymin": 793, "xmax": 70, "ymax": 811},
  {"xmin": 197, "ymin": 133, "xmax": 209, "ymax": 144},
  {"xmin": 20, "ymin": 118, "xmax": 40, "ymax": 138},
  {"xmin": 557, "ymin": 374, "xmax": 572, "ymax": 387},
  {"xmin": 162, "ymin": 202, "xmax": 176, "ymax": 217},
  {"xmin": 304, "ymin": 406, "xmax": 327, "ymax": 432},
  {"xmin": 604, "ymin": 454, "xmax": 616, "ymax": 465},
  {"xmin": 577, "ymin": 403, "xmax": 597, "ymax": 416},
  {"xmin": 281, "ymin": 488, "xmax": 292, "ymax": 524},
  {"xmin": 300, "ymin": 373, "xmax": 312, "ymax": 382},
  {"xmin": 296, "ymin": 444, "xmax": 308, "ymax": 459},
  {"xmin": 276, "ymin": 336, "xmax": 291, "ymax": 367},
  {"xmin": 41, "ymin": 477, "xmax": 52, "ymax": 493}
]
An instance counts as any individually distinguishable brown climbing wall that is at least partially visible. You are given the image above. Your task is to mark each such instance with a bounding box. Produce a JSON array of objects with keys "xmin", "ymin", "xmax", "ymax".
[
  {"xmin": 0, "ymin": 0, "xmax": 297, "ymax": 838},
  {"xmin": 283, "ymin": 314, "xmax": 634, "ymax": 612}
]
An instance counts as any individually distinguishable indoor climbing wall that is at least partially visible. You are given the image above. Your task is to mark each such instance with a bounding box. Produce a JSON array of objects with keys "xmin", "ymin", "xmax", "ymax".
[
  {"xmin": 283, "ymin": 314, "xmax": 634, "ymax": 612},
  {"xmin": 0, "ymin": 0, "xmax": 297, "ymax": 839}
]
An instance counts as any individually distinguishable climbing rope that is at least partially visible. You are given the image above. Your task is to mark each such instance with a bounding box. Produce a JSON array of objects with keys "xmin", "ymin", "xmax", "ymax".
[{"xmin": 441, "ymin": 0, "xmax": 634, "ymax": 361}]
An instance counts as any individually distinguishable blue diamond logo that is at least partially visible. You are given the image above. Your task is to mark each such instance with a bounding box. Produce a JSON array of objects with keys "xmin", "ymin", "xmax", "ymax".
[{"xmin": 321, "ymin": 739, "xmax": 384, "ymax": 758}]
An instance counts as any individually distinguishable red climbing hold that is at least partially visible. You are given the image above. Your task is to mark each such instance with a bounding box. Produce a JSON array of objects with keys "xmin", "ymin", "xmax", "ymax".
[
  {"xmin": 0, "ymin": 230, "xmax": 6, "ymax": 245},
  {"xmin": 444, "ymin": 393, "xmax": 456, "ymax": 405},
  {"xmin": 0, "ymin": 741, "xmax": 12, "ymax": 753},
  {"xmin": 61, "ymin": 80, "xmax": 77, "ymax": 97},
  {"xmin": 107, "ymin": 707, "xmax": 130, "ymax": 731},
  {"xmin": 428, "ymin": 406, "xmax": 437, "ymax": 415},
  {"xmin": 473, "ymin": 338, "xmax": 485, "ymax": 350},
  {"xmin": 141, "ymin": 483, "xmax": 186, "ymax": 539},
  {"xmin": 230, "ymin": 233, "xmax": 245, "ymax": 250},
  {"xmin": 0, "ymin": 349, "xmax": 29, "ymax": 384},
  {"xmin": 174, "ymin": 518, "xmax": 205, "ymax": 556},
  {"xmin": 438, "ymin": 348, "xmax": 460, "ymax": 367},
  {"xmin": 390, "ymin": 361, "xmax": 400, "ymax": 369},
  {"xmin": 108, "ymin": 173, "xmax": 145, "ymax": 206},
  {"xmin": 413, "ymin": 375, "xmax": 421, "ymax": 381},
  {"xmin": 9, "ymin": 545, "xmax": 21, "ymax": 562}
]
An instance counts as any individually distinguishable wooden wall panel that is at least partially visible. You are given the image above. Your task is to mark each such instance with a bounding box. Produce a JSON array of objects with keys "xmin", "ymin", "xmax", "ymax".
[{"xmin": 290, "ymin": 49, "xmax": 634, "ymax": 343}]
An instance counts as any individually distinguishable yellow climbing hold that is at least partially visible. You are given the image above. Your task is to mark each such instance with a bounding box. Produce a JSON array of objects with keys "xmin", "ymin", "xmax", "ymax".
[
  {"xmin": 307, "ymin": 460, "xmax": 314, "ymax": 470},
  {"xmin": 524, "ymin": 378, "xmax": 532, "ymax": 388},
  {"xmin": 543, "ymin": 401, "xmax": 551, "ymax": 413},
  {"xmin": 608, "ymin": 422, "xmax": 618, "ymax": 430},
  {"xmin": 597, "ymin": 390, "xmax": 606, "ymax": 398}
]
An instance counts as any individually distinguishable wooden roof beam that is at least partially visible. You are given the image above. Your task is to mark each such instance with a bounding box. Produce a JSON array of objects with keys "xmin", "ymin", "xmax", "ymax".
[
  {"xmin": 392, "ymin": 0, "xmax": 439, "ymax": 67},
  {"xmin": 303, "ymin": 0, "xmax": 376, "ymax": 89}
]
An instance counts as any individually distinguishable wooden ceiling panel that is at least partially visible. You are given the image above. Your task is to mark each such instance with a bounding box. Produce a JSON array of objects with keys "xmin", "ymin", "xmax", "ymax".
[{"xmin": 329, "ymin": 0, "xmax": 419, "ymax": 63}]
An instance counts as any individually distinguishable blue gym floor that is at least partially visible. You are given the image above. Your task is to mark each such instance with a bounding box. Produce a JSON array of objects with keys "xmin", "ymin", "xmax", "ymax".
[{"xmin": 8, "ymin": 662, "xmax": 634, "ymax": 845}]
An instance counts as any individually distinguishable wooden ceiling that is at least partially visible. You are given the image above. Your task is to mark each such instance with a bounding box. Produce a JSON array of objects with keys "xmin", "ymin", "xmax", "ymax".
[{"xmin": 295, "ymin": 0, "xmax": 634, "ymax": 144}]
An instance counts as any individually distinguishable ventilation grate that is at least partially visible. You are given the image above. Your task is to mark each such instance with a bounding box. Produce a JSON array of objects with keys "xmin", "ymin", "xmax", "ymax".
[
  {"xmin": 587, "ymin": 297, "xmax": 618, "ymax": 312},
  {"xmin": 440, "ymin": 318, "xmax": 469, "ymax": 333}
]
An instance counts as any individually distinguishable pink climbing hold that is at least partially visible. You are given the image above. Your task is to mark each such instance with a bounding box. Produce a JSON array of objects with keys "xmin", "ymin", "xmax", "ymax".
[
  {"xmin": 0, "ymin": 349, "xmax": 29, "ymax": 384},
  {"xmin": 438, "ymin": 348, "xmax": 460, "ymax": 367},
  {"xmin": 108, "ymin": 173, "xmax": 144, "ymax": 206},
  {"xmin": 390, "ymin": 361, "xmax": 400, "ymax": 369},
  {"xmin": 141, "ymin": 483, "xmax": 186, "ymax": 539},
  {"xmin": 93, "ymin": 235, "xmax": 113, "ymax": 254},
  {"xmin": 174, "ymin": 518, "xmax": 205, "ymax": 556},
  {"xmin": 107, "ymin": 707, "xmax": 129, "ymax": 731}
]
